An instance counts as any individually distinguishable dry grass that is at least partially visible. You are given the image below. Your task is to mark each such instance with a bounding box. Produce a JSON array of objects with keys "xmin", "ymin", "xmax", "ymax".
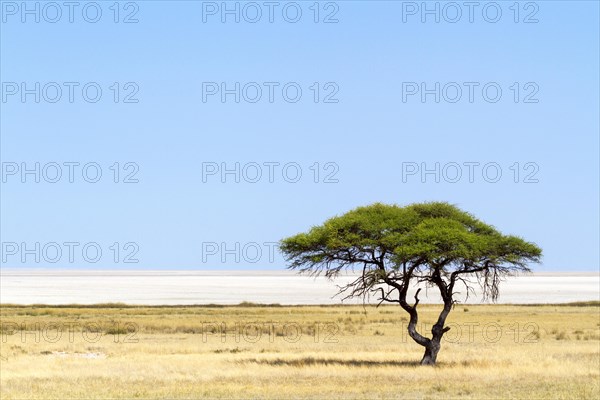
[{"xmin": 1, "ymin": 303, "xmax": 599, "ymax": 399}]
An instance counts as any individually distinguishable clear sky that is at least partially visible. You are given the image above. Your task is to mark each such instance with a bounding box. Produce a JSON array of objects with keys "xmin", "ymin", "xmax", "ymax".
[{"xmin": 1, "ymin": 1, "xmax": 598, "ymax": 271}]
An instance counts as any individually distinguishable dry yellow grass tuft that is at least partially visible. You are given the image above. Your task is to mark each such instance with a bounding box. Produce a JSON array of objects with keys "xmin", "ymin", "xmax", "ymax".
[{"xmin": 1, "ymin": 303, "xmax": 598, "ymax": 399}]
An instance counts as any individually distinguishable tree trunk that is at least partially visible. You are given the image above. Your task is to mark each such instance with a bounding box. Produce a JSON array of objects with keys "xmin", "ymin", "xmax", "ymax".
[
  {"xmin": 420, "ymin": 338, "xmax": 441, "ymax": 365},
  {"xmin": 398, "ymin": 281, "xmax": 451, "ymax": 366}
]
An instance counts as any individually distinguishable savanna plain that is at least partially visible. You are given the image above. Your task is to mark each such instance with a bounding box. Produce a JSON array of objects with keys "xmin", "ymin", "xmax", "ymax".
[{"xmin": 1, "ymin": 302, "xmax": 598, "ymax": 399}]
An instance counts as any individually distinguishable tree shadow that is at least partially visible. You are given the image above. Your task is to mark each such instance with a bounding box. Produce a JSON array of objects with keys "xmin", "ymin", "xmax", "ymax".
[{"xmin": 241, "ymin": 357, "xmax": 422, "ymax": 367}]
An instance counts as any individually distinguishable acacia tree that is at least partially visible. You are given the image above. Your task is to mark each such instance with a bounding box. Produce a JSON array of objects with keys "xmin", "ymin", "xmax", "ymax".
[{"xmin": 280, "ymin": 202, "xmax": 542, "ymax": 365}]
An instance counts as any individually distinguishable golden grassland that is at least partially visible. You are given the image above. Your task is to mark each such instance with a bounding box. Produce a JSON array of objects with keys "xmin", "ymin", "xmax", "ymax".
[{"xmin": 0, "ymin": 302, "xmax": 599, "ymax": 399}]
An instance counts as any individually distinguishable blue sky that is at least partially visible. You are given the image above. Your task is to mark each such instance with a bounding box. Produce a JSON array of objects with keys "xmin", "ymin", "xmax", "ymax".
[{"xmin": 1, "ymin": 1, "xmax": 598, "ymax": 271}]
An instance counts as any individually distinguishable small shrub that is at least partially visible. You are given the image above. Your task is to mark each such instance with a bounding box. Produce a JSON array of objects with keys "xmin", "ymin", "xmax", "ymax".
[
  {"xmin": 432, "ymin": 384, "xmax": 446, "ymax": 392},
  {"xmin": 214, "ymin": 347, "xmax": 244, "ymax": 354},
  {"xmin": 555, "ymin": 331, "xmax": 569, "ymax": 340},
  {"xmin": 105, "ymin": 327, "xmax": 130, "ymax": 335}
]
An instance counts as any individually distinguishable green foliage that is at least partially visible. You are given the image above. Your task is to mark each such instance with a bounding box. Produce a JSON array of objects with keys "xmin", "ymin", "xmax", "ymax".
[{"xmin": 280, "ymin": 201, "xmax": 541, "ymax": 281}]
